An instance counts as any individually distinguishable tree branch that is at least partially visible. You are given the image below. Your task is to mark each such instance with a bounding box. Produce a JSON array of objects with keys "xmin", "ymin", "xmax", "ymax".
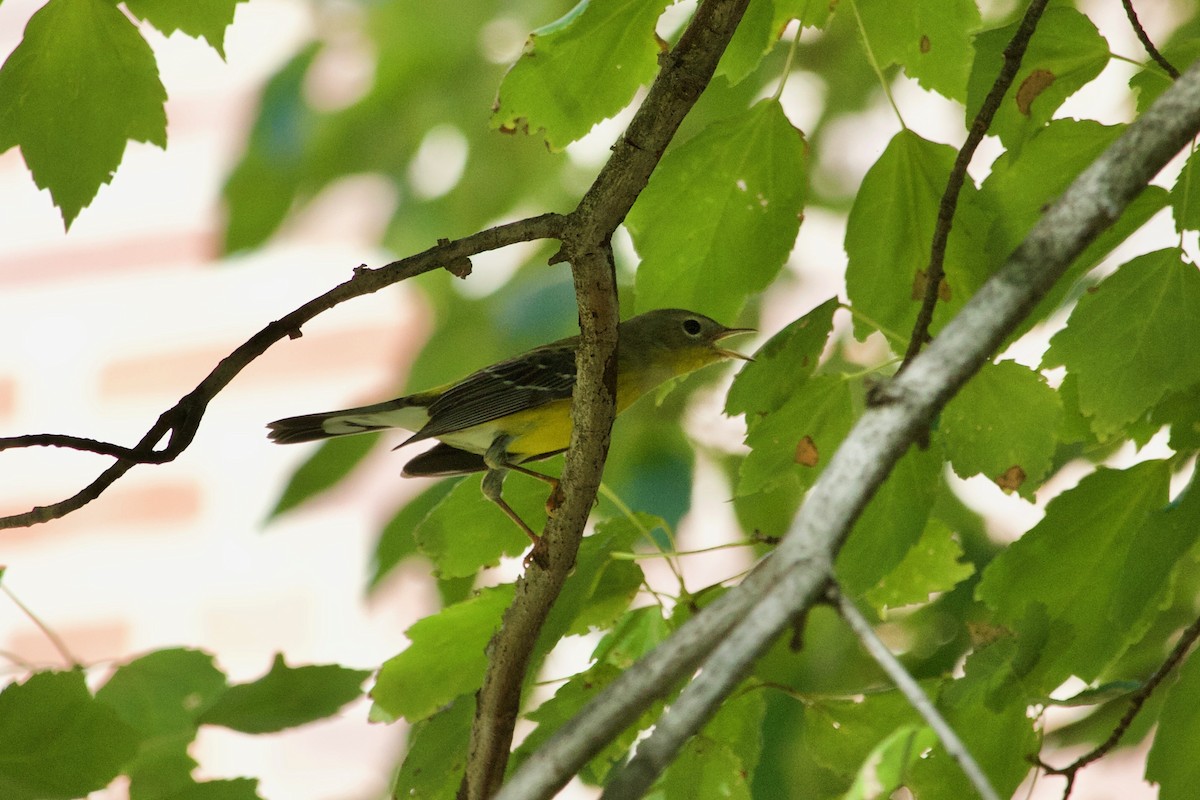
[
  {"xmin": 0, "ymin": 214, "xmax": 566, "ymax": 529},
  {"xmin": 901, "ymin": 0, "xmax": 1050, "ymax": 369},
  {"xmin": 498, "ymin": 56, "xmax": 1200, "ymax": 800},
  {"xmin": 460, "ymin": 1, "xmax": 752, "ymax": 795}
]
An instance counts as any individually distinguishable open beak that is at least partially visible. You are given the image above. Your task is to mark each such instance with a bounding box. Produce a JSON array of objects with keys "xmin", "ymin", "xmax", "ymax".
[{"xmin": 715, "ymin": 327, "xmax": 756, "ymax": 362}]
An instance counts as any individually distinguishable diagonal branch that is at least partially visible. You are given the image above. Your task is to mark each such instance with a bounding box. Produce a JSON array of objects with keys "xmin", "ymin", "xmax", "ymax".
[
  {"xmin": 900, "ymin": 0, "xmax": 1050, "ymax": 369},
  {"xmin": 1121, "ymin": 0, "xmax": 1179, "ymax": 80},
  {"xmin": 498, "ymin": 55, "xmax": 1200, "ymax": 800},
  {"xmin": 0, "ymin": 214, "xmax": 565, "ymax": 529},
  {"xmin": 459, "ymin": 1, "xmax": 752, "ymax": 796}
]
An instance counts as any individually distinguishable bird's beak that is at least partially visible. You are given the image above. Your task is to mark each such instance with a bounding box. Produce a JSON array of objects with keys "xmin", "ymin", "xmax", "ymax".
[{"xmin": 715, "ymin": 327, "xmax": 756, "ymax": 362}]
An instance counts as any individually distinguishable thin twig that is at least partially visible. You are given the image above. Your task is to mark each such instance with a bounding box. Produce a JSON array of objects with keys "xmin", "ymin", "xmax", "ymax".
[
  {"xmin": 900, "ymin": 0, "xmax": 1051, "ymax": 369},
  {"xmin": 1121, "ymin": 0, "xmax": 1180, "ymax": 80},
  {"xmin": 1035, "ymin": 610, "xmax": 1200, "ymax": 794},
  {"xmin": 498, "ymin": 58, "xmax": 1200, "ymax": 800},
  {"xmin": 834, "ymin": 586, "xmax": 1001, "ymax": 800},
  {"xmin": 1, "ymin": 583, "xmax": 79, "ymax": 668},
  {"xmin": 0, "ymin": 214, "xmax": 566, "ymax": 530}
]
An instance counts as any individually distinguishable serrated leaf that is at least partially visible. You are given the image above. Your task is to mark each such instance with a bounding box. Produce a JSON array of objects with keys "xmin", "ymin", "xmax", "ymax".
[
  {"xmin": 199, "ymin": 654, "xmax": 369, "ymax": 733},
  {"xmin": 592, "ymin": 605, "xmax": 671, "ymax": 668},
  {"xmin": 1146, "ymin": 648, "xmax": 1200, "ymax": 799},
  {"xmin": 908, "ymin": 642, "xmax": 1037, "ymax": 800},
  {"xmin": 414, "ymin": 470, "xmax": 549, "ymax": 579},
  {"xmin": 940, "ymin": 360, "xmax": 1063, "ymax": 496},
  {"xmin": 726, "ymin": 298, "xmax": 838, "ymax": 418},
  {"xmin": 630, "ymin": 99, "xmax": 808, "ymax": 322},
  {"xmin": 124, "ymin": 0, "xmax": 248, "ymax": 58},
  {"xmin": 269, "ymin": 433, "xmax": 379, "ymax": 518},
  {"xmin": 856, "ymin": 0, "xmax": 980, "ymax": 101},
  {"xmin": 372, "ymin": 584, "xmax": 515, "ymax": 722},
  {"xmin": 975, "ymin": 462, "xmax": 1170, "ymax": 692},
  {"xmin": 0, "ymin": 0, "xmax": 167, "ymax": 228},
  {"xmin": 843, "ymin": 725, "xmax": 937, "ymax": 800},
  {"xmin": 370, "ymin": 479, "xmax": 458, "ymax": 592},
  {"xmin": 776, "ymin": 0, "xmax": 835, "ymax": 31},
  {"xmin": 393, "ymin": 697, "xmax": 472, "ymax": 800},
  {"xmin": 863, "ymin": 520, "xmax": 975, "ymax": 613},
  {"xmin": 546, "ymin": 516, "xmax": 646, "ymax": 638},
  {"xmin": 96, "ymin": 648, "xmax": 228, "ymax": 797},
  {"xmin": 738, "ymin": 374, "xmax": 858, "ymax": 497},
  {"xmin": 837, "ymin": 441, "xmax": 943, "ymax": 599},
  {"xmin": 0, "ymin": 670, "xmax": 138, "ymax": 800},
  {"xmin": 965, "ymin": 5, "xmax": 1109, "ymax": 149},
  {"xmin": 844, "ymin": 130, "xmax": 986, "ymax": 342},
  {"xmin": 491, "ymin": 0, "xmax": 671, "ymax": 148},
  {"xmin": 1170, "ymin": 146, "xmax": 1200, "ymax": 233},
  {"xmin": 1043, "ymin": 250, "xmax": 1200, "ymax": 437}
]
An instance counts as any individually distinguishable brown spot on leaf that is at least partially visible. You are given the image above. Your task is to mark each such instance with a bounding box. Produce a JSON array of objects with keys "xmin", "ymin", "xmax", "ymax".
[
  {"xmin": 1016, "ymin": 69, "xmax": 1056, "ymax": 116},
  {"xmin": 912, "ymin": 270, "xmax": 952, "ymax": 301},
  {"xmin": 967, "ymin": 621, "xmax": 1011, "ymax": 647},
  {"xmin": 920, "ymin": 35, "xmax": 931, "ymax": 54},
  {"xmin": 995, "ymin": 465, "xmax": 1026, "ymax": 494},
  {"xmin": 795, "ymin": 436, "xmax": 819, "ymax": 467}
]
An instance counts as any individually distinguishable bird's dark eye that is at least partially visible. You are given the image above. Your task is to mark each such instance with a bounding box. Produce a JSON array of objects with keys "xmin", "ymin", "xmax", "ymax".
[{"xmin": 683, "ymin": 318, "xmax": 702, "ymax": 336}]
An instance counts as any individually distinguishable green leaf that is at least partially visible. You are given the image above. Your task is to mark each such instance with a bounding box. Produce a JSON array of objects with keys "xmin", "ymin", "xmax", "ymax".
[
  {"xmin": 975, "ymin": 462, "xmax": 1170, "ymax": 691},
  {"xmin": 1170, "ymin": 146, "xmax": 1200, "ymax": 233},
  {"xmin": 805, "ymin": 690, "xmax": 923, "ymax": 779},
  {"xmin": 965, "ymin": 4, "xmax": 1109, "ymax": 149},
  {"xmin": 940, "ymin": 360, "xmax": 1063, "ymax": 496},
  {"xmin": 837, "ymin": 441, "xmax": 943, "ymax": 599},
  {"xmin": 716, "ymin": 0, "xmax": 778, "ymax": 86},
  {"xmin": 393, "ymin": 697, "xmax": 473, "ymax": 800},
  {"xmin": 414, "ymin": 469, "xmax": 550, "ymax": 579},
  {"xmin": 1043, "ymin": 249, "xmax": 1200, "ymax": 437},
  {"xmin": 545, "ymin": 516, "xmax": 646, "ymax": 639},
  {"xmin": 908, "ymin": 642, "xmax": 1037, "ymax": 800},
  {"xmin": 844, "ymin": 130, "xmax": 986, "ymax": 342},
  {"xmin": 491, "ymin": 0, "xmax": 671, "ymax": 148},
  {"xmin": 842, "ymin": 725, "xmax": 937, "ymax": 800},
  {"xmin": 1146, "ymin": 648, "xmax": 1200, "ymax": 799},
  {"xmin": 775, "ymin": 0, "xmax": 835, "ymax": 31},
  {"xmin": 269, "ymin": 433, "xmax": 379, "ymax": 518},
  {"xmin": 863, "ymin": 520, "xmax": 975, "ymax": 613},
  {"xmin": 369, "ymin": 479, "xmax": 457, "ymax": 592},
  {"xmin": 738, "ymin": 374, "xmax": 858, "ymax": 497},
  {"xmin": 656, "ymin": 734, "xmax": 753, "ymax": 799},
  {"xmin": 0, "ymin": 670, "xmax": 138, "ymax": 800},
  {"xmin": 147, "ymin": 779, "xmax": 261, "ymax": 800},
  {"xmin": 0, "ymin": 0, "xmax": 167, "ymax": 228},
  {"xmin": 124, "ymin": 0, "xmax": 247, "ymax": 58},
  {"xmin": 96, "ymin": 648, "xmax": 228, "ymax": 798},
  {"xmin": 856, "ymin": 0, "xmax": 980, "ymax": 101},
  {"xmin": 199, "ymin": 654, "xmax": 369, "ymax": 733},
  {"xmin": 372, "ymin": 584, "xmax": 515, "ymax": 722},
  {"xmin": 704, "ymin": 686, "xmax": 767, "ymax": 781},
  {"xmin": 629, "ymin": 99, "xmax": 808, "ymax": 322},
  {"xmin": 725, "ymin": 298, "xmax": 838, "ymax": 419},
  {"xmin": 592, "ymin": 605, "xmax": 671, "ymax": 668}
]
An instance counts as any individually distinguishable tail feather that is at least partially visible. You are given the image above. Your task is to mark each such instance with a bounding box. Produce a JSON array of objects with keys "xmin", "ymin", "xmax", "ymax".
[{"xmin": 267, "ymin": 398, "xmax": 428, "ymax": 444}]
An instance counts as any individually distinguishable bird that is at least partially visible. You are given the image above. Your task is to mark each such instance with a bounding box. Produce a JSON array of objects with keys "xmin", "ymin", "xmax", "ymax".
[{"xmin": 267, "ymin": 308, "xmax": 752, "ymax": 548}]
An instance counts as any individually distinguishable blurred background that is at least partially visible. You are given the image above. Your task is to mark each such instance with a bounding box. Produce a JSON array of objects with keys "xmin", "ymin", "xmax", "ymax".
[{"xmin": 0, "ymin": 0, "xmax": 1189, "ymax": 797}]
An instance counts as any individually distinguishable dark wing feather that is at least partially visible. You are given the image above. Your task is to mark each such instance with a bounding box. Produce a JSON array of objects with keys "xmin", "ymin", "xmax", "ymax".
[{"xmin": 406, "ymin": 343, "xmax": 577, "ymax": 443}]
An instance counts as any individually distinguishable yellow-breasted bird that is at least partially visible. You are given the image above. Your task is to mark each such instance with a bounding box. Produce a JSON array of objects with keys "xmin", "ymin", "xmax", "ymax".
[{"xmin": 267, "ymin": 308, "xmax": 752, "ymax": 543}]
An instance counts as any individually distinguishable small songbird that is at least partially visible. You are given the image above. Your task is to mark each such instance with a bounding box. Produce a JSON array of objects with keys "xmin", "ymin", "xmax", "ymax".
[{"xmin": 267, "ymin": 308, "xmax": 752, "ymax": 545}]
